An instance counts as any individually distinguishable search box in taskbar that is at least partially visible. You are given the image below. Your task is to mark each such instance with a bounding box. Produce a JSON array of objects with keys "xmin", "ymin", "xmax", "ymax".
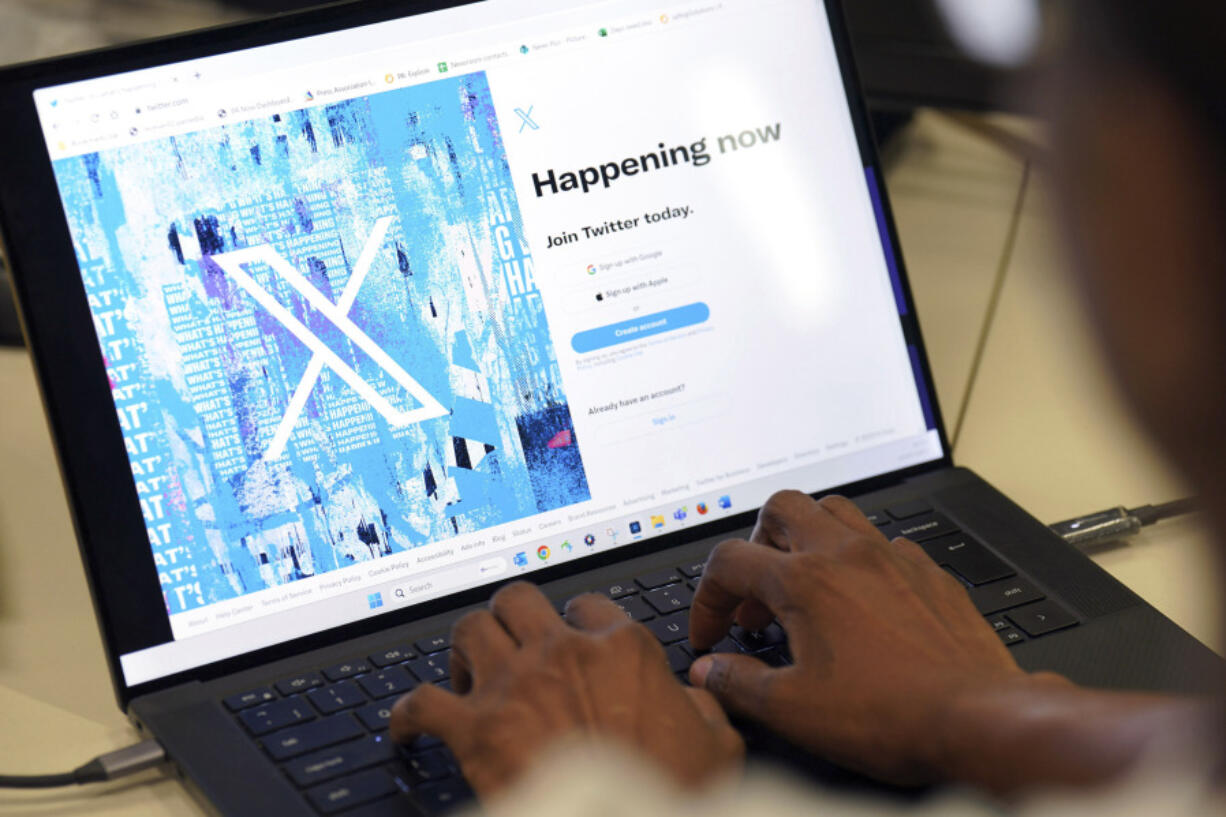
[{"xmin": 385, "ymin": 556, "xmax": 509, "ymax": 606}]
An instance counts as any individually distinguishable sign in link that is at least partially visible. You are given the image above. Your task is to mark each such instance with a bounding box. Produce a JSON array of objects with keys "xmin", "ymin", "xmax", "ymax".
[{"xmin": 570, "ymin": 302, "xmax": 710, "ymax": 353}]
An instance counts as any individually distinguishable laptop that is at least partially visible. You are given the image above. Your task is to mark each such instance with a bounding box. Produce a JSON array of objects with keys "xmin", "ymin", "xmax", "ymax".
[{"xmin": 0, "ymin": 0, "xmax": 1220, "ymax": 814}]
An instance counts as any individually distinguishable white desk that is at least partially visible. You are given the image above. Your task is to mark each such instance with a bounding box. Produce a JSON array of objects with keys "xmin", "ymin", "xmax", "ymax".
[{"xmin": 0, "ymin": 110, "xmax": 1219, "ymax": 816}]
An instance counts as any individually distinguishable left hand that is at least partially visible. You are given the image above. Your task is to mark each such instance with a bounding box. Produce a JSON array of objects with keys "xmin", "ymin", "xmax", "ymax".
[{"xmin": 389, "ymin": 582, "xmax": 744, "ymax": 799}]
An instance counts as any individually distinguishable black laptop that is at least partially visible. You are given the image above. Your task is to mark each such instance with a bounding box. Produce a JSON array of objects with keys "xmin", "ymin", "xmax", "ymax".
[{"xmin": 0, "ymin": 0, "xmax": 1219, "ymax": 814}]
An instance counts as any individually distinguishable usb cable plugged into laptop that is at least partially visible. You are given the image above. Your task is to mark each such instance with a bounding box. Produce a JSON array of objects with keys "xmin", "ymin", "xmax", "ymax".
[
  {"xmin": 0, "ymin": 739, "xmax": 166, "ymax": 789},
  {"xmin": 1051, "ymin": 498, "xmax": 1199, "ymax": 550}
]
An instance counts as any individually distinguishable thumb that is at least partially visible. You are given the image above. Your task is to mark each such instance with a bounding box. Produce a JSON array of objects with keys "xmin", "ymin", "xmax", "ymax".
[
  {"xmin": 689, "ymin": 653, "xmax": 779, "ymax": 722},
  {"xmin": 683, "ymin": 686, "xmax": 735, "ymax": 731}
]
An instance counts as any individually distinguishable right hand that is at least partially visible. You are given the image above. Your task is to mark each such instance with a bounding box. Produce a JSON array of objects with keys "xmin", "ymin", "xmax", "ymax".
[{"xmin": 687, "ymin": 490, "xmax": 1044, "ymax": 785}]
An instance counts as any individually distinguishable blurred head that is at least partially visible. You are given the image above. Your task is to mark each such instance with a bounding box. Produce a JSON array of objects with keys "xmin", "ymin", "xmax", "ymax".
[{"xmin": 1043, "ymin": 1, "xmax": 1226, "ymax": 503}]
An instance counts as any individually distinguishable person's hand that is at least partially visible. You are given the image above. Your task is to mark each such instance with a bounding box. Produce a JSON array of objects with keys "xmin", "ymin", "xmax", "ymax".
[
  {"xmin": 687, "ymin": 490, "xmax": 1052, "ymax": 785},
  {"xmin": 390, "ymin": 582, "xmax": 743, "ymax": 799}
]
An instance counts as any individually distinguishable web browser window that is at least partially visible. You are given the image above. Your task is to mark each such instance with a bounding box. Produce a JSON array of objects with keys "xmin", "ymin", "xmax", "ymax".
[{"xmin": 32, "ymin": 0, "xmax": 942, "ymax": 686}]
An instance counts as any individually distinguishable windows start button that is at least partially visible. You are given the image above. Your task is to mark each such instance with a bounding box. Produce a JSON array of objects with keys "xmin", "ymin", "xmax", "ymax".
[{"xmin": 571, "ymin": 302, "xmax": 710, "ymax": 353}]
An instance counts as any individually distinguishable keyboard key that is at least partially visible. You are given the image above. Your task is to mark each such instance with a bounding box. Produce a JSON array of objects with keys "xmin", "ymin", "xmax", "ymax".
[
  {"xmin": 307, "ymin": 768, "xmax": 397, "ymax": 814},
  {"xmin": 239, "ymin": 698, "xmax": 316, "ymax": 736},
  {"xmin": 336, "ymin": 793, "xmax": 419, "ymax": 817},
  {"xmin": 998, "ymin": 629, "xmax": 1026, "ymax": 646},
  {"xmin": 885, "ymin": 499, "xmax": 932, "ymax": 520},
  {"xmin": 645, "ymin": 611, "xmax": 689, "ymax": 643},
  {"xmin": 358, "ymin": 666, "xmax": 417, "ymax": 699},
  {"xmin": 707, "ymin": 637, "xmax": 745, "ymax": 654},
  {"xmin": 262, "ymin": 713, "xmax": 365, "ymax": 761},
  {"xmin": 729, "ymin": 622, "xmax": 787, "ymax": 652},
  {"xmin": 635, "ymin": 569, "xmax": 683, "ymax": 590},
  {"xmin": 276, "ymin": 672, "xmax": 325, "ymax": 696},
  {"xmin": 355, "ymin": 701, "xmax": 397, "ymax": 732},
  {"xmin": 677, "ymin": 561, "xmax": 706, "ymax": 579},
  {"xmin": 666, "ymin": 644, "xmax": 693, "ymax": 673},
  {"xmin": 407, "ymin": 653, "xmax": 450, "ymax": 683},
  {"xmin": 308, "ymin": 681, "xmax": 368, "ymax": 715},
  {"xmin": 391, "ymin": 750, "xmax": 454, "ymax": 786},
  {"xmin": 610, "ymin": 595, "xmax": 655, "ymax": 622},
  {"xmin": 285, "ymin": 735, "xmax": 398, "ymax": 787},
  {"xmin": 370, "ymin": 647, "xmax": 417, "ymax": 668},
  {"xmin": 600, "ymin": 580, "xmax": 639, "ymax": 599},
  {"xmin": 1006, "ymin": 601, "xmax": 1078, "ymax": 637},
  {"xmin": 323, "ymin": 660, "xmax": 372, "ymax": 682},
  {"xmin": 644, "ymin": 584, "xmax": 694, "ymax": 614},
  {"xmin": 969, "ymin": 578, "xmax": 1045, "ymax": 615},
  {"xmin": 403, "ymin": 734, "xmax": 444, "ymax": 754},
  {"xmin": 415, "ymin": 635, "xmax": 451, "ymax": 655},
  {"xmin": 942, "ymin": 565, "xmax": 970, "ymax": 587},
  {"xmin": 986, "ymin": 616, "xmax": 1011, "ymax": 632},
  {"xmin": 921, "ymin": 533, "xmax": 1016, "ymax": 585},
  {"xmin": 223, "ymin": 687, "xmax": 276, "ymax": 712},
  {"xmin": 894, "ymin": 513, "xmax": 960, "ymax": 542},
  {"xmin": 415, "ymin": 778, "xmax": 474, "ymax": 815},
  {"xmin": 684, "ymin": 636, "xmax": 742, "ymax": 656},
  {"xmin": 862, "ymin": 510, "xmax": 892, "ymax": 527}
]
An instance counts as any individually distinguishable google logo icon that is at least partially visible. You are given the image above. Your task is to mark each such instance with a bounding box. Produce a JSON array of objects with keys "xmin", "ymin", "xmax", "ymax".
[
  {"xmin": 537, "ymin": 545, "xmax": 551, "ymax": 561},
  {"xmin": 586, "ymin": 264, "xmax": 597, "ymax": 275}
]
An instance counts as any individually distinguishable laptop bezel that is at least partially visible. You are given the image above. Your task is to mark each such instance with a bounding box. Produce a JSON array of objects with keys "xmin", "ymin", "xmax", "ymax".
[{"xmin": 0, "ymin": 0, "xmax": 952, "ymax": 710}]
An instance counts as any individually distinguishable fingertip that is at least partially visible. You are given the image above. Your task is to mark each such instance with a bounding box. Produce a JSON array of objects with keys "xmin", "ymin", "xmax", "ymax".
[
  {"xmin": 388, "ymin": 688, "xmax": 422, "ymax": 744},
  {"xmin": 690, "ymin": 654, "xmax": 715, "ymax": 688},
  {"xmin": 388, "ymin": 683, "xmax": 470, "ymax": 747},
  {"xmin": 684, "ymin": 620, "xmax": 721, "ymax": 656},
  {"xmin": 734, "ymin": 599, "xmax": 774, "ymax": 632},
  {"xmin": 564, "ymin": 592, "xmax": 627, "ymax": 632},
  {"xmin": 449, "ymin": 650, "xmax": 473, "ymax": 695}
]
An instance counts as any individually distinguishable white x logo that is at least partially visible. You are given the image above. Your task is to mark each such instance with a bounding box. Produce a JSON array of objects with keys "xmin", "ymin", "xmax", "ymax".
[{"xmin": 213, "ymin": 217, "xmax": 448, "ymax": 460}]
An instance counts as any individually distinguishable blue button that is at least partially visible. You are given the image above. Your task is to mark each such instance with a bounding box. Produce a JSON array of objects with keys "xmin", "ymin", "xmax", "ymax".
[{"xmin": 571, "ymin": 302, "xmax": 710, "ymax": 354}]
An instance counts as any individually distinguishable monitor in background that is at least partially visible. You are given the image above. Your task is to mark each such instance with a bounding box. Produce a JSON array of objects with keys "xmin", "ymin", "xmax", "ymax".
[{"xmin": 843, "ymin": 0, "xmax": 1014, "ymax": 112}]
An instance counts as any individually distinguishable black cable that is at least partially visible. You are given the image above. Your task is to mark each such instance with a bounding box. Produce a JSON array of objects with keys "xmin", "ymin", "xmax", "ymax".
[
  {"xmin": 0, "ymin": 740, "xmax": 164, "ymax": 789},
  {"xmin": 1129, "ymin": 498, "xmax": 1199, "ymax": 526},
  {"xmin": 1051, "ymin": 498, "xmax": 1199, "ymax": 549},
  {"xmin": 0, "ymin": 760, "xmax": 105, "ymax": 789},
  {"xmin": 0, "ymin": 772, "xmax": 80, "ymax": 789}
]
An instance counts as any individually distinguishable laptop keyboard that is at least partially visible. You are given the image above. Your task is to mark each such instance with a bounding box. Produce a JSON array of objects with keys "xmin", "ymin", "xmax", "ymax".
[{"xmin": 219, "ymin": 503, "xmax": 1077, "ymax": 816}]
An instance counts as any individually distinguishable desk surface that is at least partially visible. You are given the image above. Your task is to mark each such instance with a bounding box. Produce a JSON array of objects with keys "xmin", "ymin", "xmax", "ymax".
[{"xmin": 0, "ymin": 110, "xmax": 1220, "ymax": 815}]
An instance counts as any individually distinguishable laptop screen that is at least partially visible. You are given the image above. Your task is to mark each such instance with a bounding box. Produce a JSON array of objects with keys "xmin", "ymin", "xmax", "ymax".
[{"xmin": 31, "ymin": 0, "xmax": 942, "ymax": 687}]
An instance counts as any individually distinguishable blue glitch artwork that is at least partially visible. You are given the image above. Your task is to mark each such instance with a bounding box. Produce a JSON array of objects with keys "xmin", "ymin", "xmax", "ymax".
[{"xmin": 51, "ymin": 72, "xmax": 589, "ymax": 615}]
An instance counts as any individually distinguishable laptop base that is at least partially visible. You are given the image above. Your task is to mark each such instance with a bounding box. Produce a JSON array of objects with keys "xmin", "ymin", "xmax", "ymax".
[{"xmin": 130, "ymin": 466, "xmax": 1224, "ymax": 816}]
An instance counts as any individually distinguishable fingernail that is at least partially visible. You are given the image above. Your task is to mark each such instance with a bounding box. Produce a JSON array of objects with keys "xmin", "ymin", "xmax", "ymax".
[{"xmin": 690, "ymin": 655, "xmax": 715, "ymax": 687}]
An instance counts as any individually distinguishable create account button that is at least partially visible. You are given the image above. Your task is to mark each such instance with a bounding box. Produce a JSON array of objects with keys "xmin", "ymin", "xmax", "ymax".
[{"xmin": 571, "ymin": 302, "xmax": 710, "ymax": 354}]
